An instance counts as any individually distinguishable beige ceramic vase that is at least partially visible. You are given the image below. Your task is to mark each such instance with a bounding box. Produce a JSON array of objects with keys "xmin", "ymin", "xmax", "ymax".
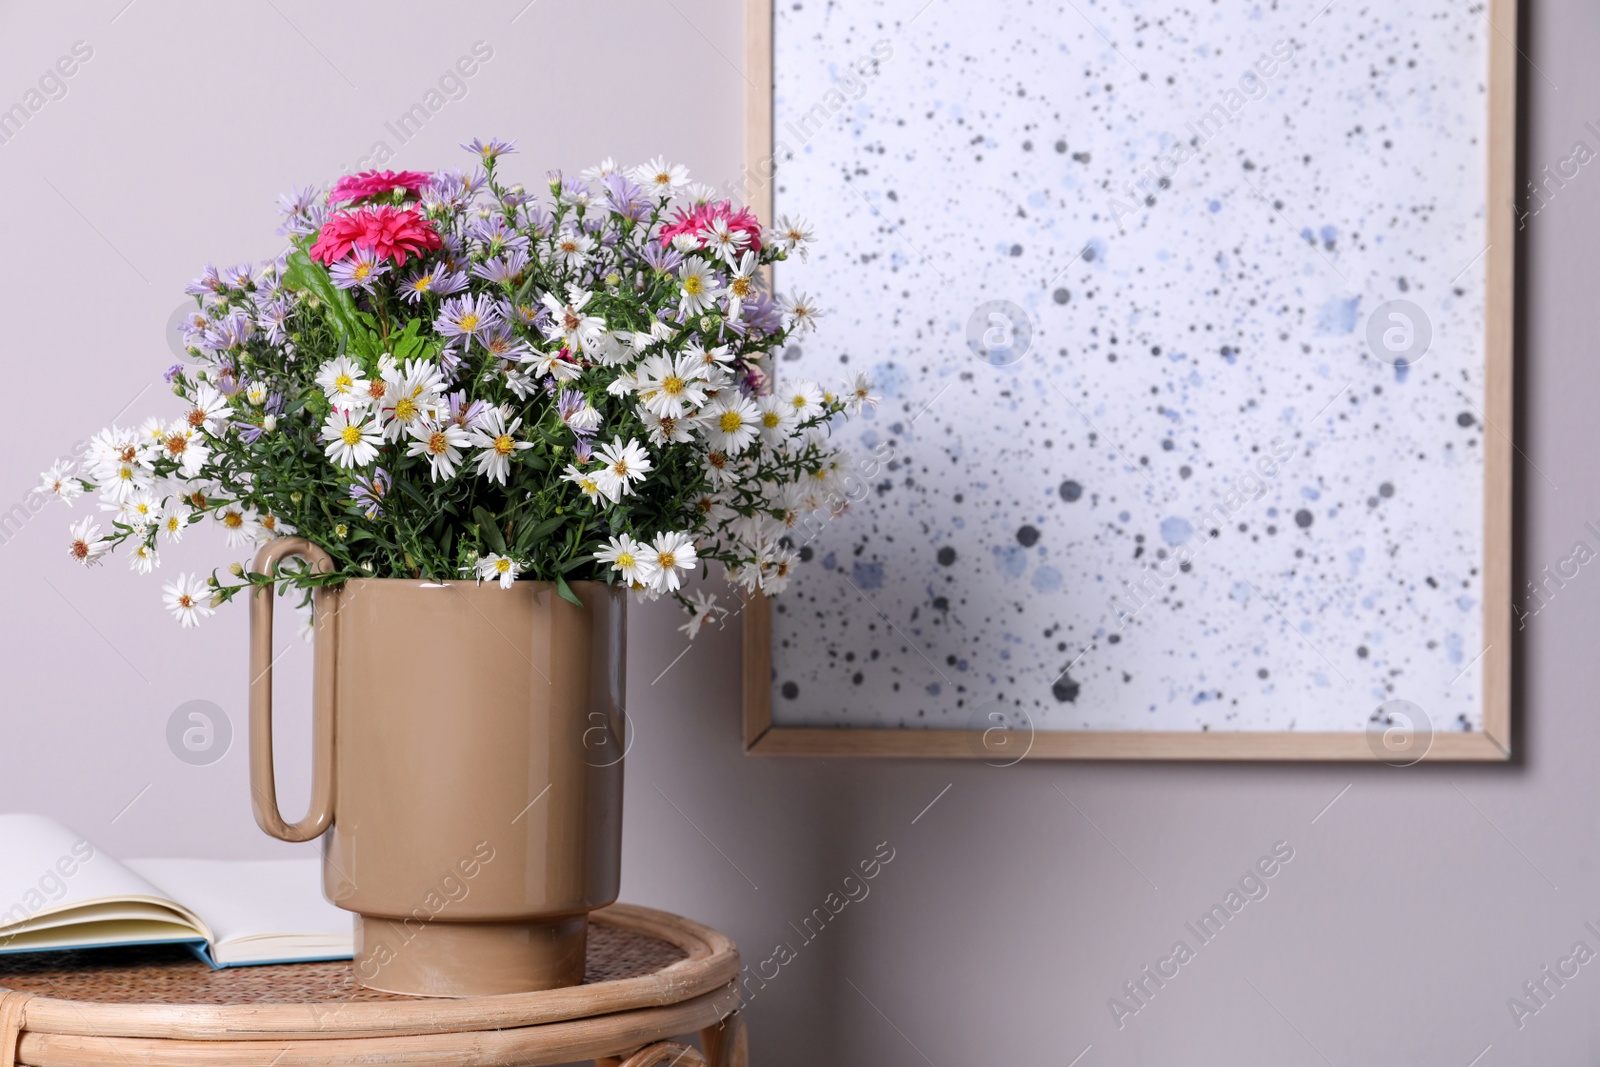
[{"xmin": 247, "ymin": 537, "xmax": 626, "ymax": 997}]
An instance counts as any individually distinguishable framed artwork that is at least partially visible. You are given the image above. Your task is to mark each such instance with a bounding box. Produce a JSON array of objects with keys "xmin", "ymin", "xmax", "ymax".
[{"xmin": 740, "ymin": 0, "xmax": 1516, "ymax": 760}]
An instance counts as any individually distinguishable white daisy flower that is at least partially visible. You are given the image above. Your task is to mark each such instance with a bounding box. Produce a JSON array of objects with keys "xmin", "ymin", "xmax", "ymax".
[
  {"xmin": 593, "ymin": 534, "xmax": 658, "ymax": 585},
  {"xmin": 315, "ymin": 356, "xmax": 371, "ymax": 412},
  {"xmin": 843, "ymin": 371, "xmax": 879, "ymax": 415},
  {"xmin": 159, "ymin": 423, "xmax": 212, "ymax": 479},
  {"xmin": 780, "ymin": 379, "xmax": 825, "ymax": 422},
  {"xmin": 128, "ymin": 542, "xmax": 159, "ymax": 574},
  {"xmin": 540, "ymin": 285, "xmax": 606, "ymax": 354},
  {"xmin": 530, "ymin": 349, "xmax": 585, "ymax": 383},
  {"xmin": 647, "ymin": 530, "xmax": 698, "ymax": 592},
  {"xmin": 35, "ymin": 461, "xmax": 84, "ymax": 505},
  {"xmin": 562, "ymin": 462, "xmax": 603, "ymax": 502},
  {"xmin": 703, "ymin": 449, "xmax": 738, "ymax": 490},
  {"xmin": 670, "ymin": 232, "xmax": 703, "ymax": 254},
  {"xmin": 67, "ymin": 517, "xmax": 111, "ymax": 567},
  {"xmin": 723, "ymin": 251, "xmax": 761, "ymax": 321},
  {"xmin": 552, "ymin": 228, "xmax": 596, "ymax": 269},
  {"xmin": 406, "ymin": 420, "xmax": 471, "ymax": 481},
  {"xmin": 379, "ymin": 360, "xmax": 446, "ymax": 441},
  {"xmin": 756, "ymin": 394, "xmax": 799, "ymax": 445},
  {"xmin": 704, "ymin": 218, "xmax": 750, "ymax": 266},
  {"xmin": 119, "ymin": 490, "xmax": 160, "ymax": 530},
  {"xmin": 216, "ymin": 504, "xmax": 259, "ymax": 548},
  {"xmin": 677, "ymin": 259, "xmax": 722, "ymax": 317},
  {"xmin": 184, "ymin": 382, "xmax": 233, "ymax": 431},
  {"xmin": 701, "ymin": 394, "xmax": 761, "ymax": 454},
  {"xmin": 640, "ymin": 411, "xmax": 694, "ymax": 447},
  {"xmin": 321, "ymin": 409, "xmax": 383, "ymax": 468},
  {"xmin": 779, "ymin": 291, "xmax": 824, "ymax": 333},
  {"xmin": 157, "ymin": 500, "xmax": 193, "ymax": 543},
  {"xmin": 475, "ymin": 552, "xmax": 522, "ymax": 589},
  {"xmin": 636, "ymin": 352, "xmax": 710, "ymax": 419},
  {"xmin": 580, "ymin": 157, "xmax": 621, "ymax": 183},
  {"xmin": 591, "ymin": 437, "xmax": 654, "ymax": 503},
  {"xmin": 632, "ymin": 156, "xmax": 689, "ymax": 196},
  {"xmin": 770, "ymin": 215, "xmax": 815, "ymax": 259},
  {"xmin": 467, "ymin": 409, "xmax": 532, "ymax": 485},
  {"xmin": 162, "ymin": 573, "xmax": 215, "ymax": 629},
  {"xmin": 677, "ymin": 589, "xmax": 727, "ymax": 639}
]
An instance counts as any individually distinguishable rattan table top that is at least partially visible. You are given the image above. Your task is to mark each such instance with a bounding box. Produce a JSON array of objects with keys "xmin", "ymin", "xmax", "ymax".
[{"xmin": 0, "ymin": 920, "xmax": 685, "ymax": 1005}]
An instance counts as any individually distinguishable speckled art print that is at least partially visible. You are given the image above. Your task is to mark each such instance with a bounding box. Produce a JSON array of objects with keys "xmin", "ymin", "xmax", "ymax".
[{"xmin": 760, "ymin": 0, "xmax": 1514, "ymax": 753}]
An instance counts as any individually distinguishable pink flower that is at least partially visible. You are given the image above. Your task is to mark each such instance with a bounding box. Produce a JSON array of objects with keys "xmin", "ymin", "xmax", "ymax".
[
  {"xmin": 310, "ymin": 206, "xmax": 443, "ymax": 267},
  {"xmin": 327, "ymin": 169, "xmax": 432, "ymax": 205},
  {"xmin": 659, "ymin": 200, "xmax": 764, "ymax": 252}
]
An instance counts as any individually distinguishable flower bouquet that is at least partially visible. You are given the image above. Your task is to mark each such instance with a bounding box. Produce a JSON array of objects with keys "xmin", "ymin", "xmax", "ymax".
[{"xmin": 40, "ymin": 138, "xmax": 873, "ymax": 635}]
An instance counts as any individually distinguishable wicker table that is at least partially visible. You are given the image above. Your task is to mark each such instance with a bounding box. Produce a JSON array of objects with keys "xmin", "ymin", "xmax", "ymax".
[{"xmin": 0, "ymin": 903, "xmax": 745, "ymax": 1067}]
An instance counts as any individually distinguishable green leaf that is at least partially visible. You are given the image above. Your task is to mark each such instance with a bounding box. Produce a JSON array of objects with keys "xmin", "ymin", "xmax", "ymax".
[
  {"xmin": 474, "ymin": 507, "xmax": 507, "ymax": 555},
  {"xmin": 556, "ymin": 574, "xmax": 584, "ymax": 607},
  {"xmin": 284, "ymin": 250, "xmax": 364, "ymax": 341}
]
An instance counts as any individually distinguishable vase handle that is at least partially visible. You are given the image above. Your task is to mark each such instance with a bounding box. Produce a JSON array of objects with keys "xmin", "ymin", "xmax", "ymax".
[{"xmin": 248, "ymin": 536, "xmax": 338, "ymax": 842}]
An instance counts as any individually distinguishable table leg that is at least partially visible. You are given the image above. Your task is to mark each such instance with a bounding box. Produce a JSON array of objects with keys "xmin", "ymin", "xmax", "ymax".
[{"xmin": 700, "ymin": 1011, "xmax": 747, "ymax": 1067}]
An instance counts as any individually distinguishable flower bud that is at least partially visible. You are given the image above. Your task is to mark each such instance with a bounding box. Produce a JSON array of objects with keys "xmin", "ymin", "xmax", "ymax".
[
  {"xmin": 289, "ymin": 491, "xmax": 303, "ymax": 504},
  {"xmin": 262, "ymin": 414, "xmax": 277, "ymax": 432},
  {"xmin": 335, "ymin": 524, "xmax": 349, "ymax": 539},
  {"xmin": 228, "ymin": 562, "xmax": 244, "ymax": 577}
]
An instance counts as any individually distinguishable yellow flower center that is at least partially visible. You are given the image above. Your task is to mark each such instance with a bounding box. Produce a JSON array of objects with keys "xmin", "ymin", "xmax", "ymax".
[
  {"xmin": 352, "ymin": 263, "xmax": 372, "ymax": 280},
  {"xmin": 494, "ymin": 434, "xmax": 515, "ymax": 456},
  {"xmin": 334, "ymin": 374, "xmax": 353, "ymax": 391},
  {"xmin": 119, "ymin": 467, "xmax": 134, "ymax": 480},
  {"xmin": 413, "ymin": 274, "xmax": 433, "ymax": 291},
  {"xmin": 428, "ymin": 432, "xmax": 449, "ymax": 455},
  {"xmin": 682, "ymin": 276, "xmax": 703, "ymax": 296},
  {"xmin": 731, "ymin": 277, "xmax": 753, "ymax": 297},
  {"xmin": 658, "ymin": 551, "xmax": 676, "ymax": 569},
  {"xmin": 616, "ymin": 551, "xmax": 635, "ymax": 569},
  {"xmin": 762, "ymin": 412, "xmax": 780, "ymax": 428},
  {"xmin": 719, "ymin": 411, "xmax": 743, "ymax": 432},
  {"xmin": 612, "ymin": 459, "xmax": 629, "ymax": 477},
  {"xmin": 394, "ymin": 397, "xmax": 417, "ymax": 421},
  {"xmin": 457, "ymin": 312, "xmax": 480, "ymax": 333},
  {"xmin": 177, "ymin": 594, "xmax": 193, "ymax": 608},
  {"xmin": 223, "ymin": 512, "xmax": 242, "ymax": 529},
  {"xmin": 341, "ymin": 425, "xmax": 363, "ymax": 446},
  {"xmin": 494, "ymin": 558, "xmax": 512, "ymax": 573},
  {"xmin": 790, "ymin": 395, "xmax": 808, "ymax": 410},
  {"xmin": 662, "ymin": 375, "xmax": 685, "ymax": 396}
]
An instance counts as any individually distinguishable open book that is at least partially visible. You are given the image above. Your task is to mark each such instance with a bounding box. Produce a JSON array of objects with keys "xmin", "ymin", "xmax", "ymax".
[{"xmin": 0, "ymin": 813, "xmax": 352, "ymax": 968}]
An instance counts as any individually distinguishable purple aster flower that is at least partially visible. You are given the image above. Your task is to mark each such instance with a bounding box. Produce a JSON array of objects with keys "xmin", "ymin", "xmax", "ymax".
[
  {"xmin": 422, "ymin": 170, "xmax": 471, "ymax": 213},
  {"xmin": 481, "ymin": 321, "xmax": 533, "ymax": 363},
  {"xmin": 233, "ymin": 419, "xmax": 266, "ymax": 443},
  {"xmin": 445, "ymin": 390, "xmax": 488, "ymax": 430},
  {"xmin": 223, "ymin": 263, "xmax": 255, "ymax": 290},
  {"xmin": 471, "ymin": 249, "xmax": 529, "ymax": 286},
  {"xmin": 255, "ymin": 296, "xmax": 292, "ymax": 343},
  {"xmin": 572, "ymin": 436, "xmax": 594, "ymax": 463},
  {"xmin": 276, "ymin": 185, "xmax": 326, "ymax": 237},
  {"xmin": 603, "ymin": 173, "xmax": 651, "ymax": 222},
  {"xmin": 184, "ymin": 264, "xmax": 223, "ymax": 297},
  {"xmin": 742, "ymin": 291, "xmax": 784, "ymax": 335},
  {"xmin": 203, "ymin": 310, "xmax": 254, "ymax": 351},
  {"xmin": 164, "ymin": 363, "xmax": 186, "ymax": 384},
  {"xmin": 524, "ymin": 204, "xmax": 553, "ymax": 238},
  {"xmin": 468, "ymin": 215, "xmax": 529, "ymax": 255},
  {"xmin": 555, "ymin": 388, "xmax": 598, "ymax": 438},
  {"xmin": 349, "ymin": 468, "xmax": 391, "ymax": 520},
  {"xmin": 435, "ymin": 293, "xmax": 502, "ymax": 345},
  {"xmin": 499, "ymin": 186, "xmax": 533, "ymax": 208},
  {"xmin": 399, "ymin": 262, "xmax": 468, "ymax": 304},
  {"xmin": 640, "ymin": 242, "xmax": 683, "ymax": 274},
  {"xmin": 461, "ymin": 137, "xmax": 517, "ymax": 161},
  {"xmin": 510, "ymin": 301, "xmax": 547, "ymax": 330},
  {"xmin": 328, "ymin": 246, "xmax": 390, "ymax": 292}
]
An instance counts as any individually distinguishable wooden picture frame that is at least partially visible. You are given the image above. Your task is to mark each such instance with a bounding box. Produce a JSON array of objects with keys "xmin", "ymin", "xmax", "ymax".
[{"xmin": 740, "ymin": 0, "xmax": 1516, "ymax": 761}]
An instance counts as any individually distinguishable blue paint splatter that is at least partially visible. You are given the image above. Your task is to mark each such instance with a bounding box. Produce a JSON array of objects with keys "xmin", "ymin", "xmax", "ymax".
[
  {"xmin": 852, "ymin": 561, "xmax": 884, "ymax": 590},
  {"xmin": 1315, "ymin": 297, "xmax": 1361, "ymax": 335},
  {"xmin": 1160, "ymin": 516, "xmax": 1194, "ymax": 546},
  {"xmin": 1031, "ymin": 566, "xmax": 1063, "ymax": 593},
  {"xmin": 992, "ymin": 545, "xmax": 1028, "ymax": 578}
]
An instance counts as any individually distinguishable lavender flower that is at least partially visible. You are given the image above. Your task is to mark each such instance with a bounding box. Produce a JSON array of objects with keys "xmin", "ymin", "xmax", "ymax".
[
  {"xmin": 471, "ymin": 249, "xmax": 529, "ymax": 286},
  {"xmin": 400, "ymin": 263, "xmax": 468, "ymax": 305},
  {"xmin": 603, "ymin": 173, "xmax": 651, "ymax": 222},
  {"xmin": 349, "ymin": 468, "xmax": 391, "ymax": 520},
  {"xmin": 184, "ymin": 264, "xmax": 223, "ymax": 297},
  {"xmin": 328, "ymin": 247, "xmax": 390, "ymax": 292},
  {"xmin": 481, "ymin": 321, "xmax": 533, "ymax": 363}
]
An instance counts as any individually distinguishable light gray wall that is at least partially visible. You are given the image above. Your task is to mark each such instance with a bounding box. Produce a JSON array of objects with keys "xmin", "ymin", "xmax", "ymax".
[{"xmin": 0, "ymin": 1, "xmax": 1591, "ymax": 1064}]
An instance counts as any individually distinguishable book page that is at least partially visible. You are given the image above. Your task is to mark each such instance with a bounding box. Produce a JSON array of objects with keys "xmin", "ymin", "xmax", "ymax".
[
  {"xmin": 0, "ymin": 814, "xmax": 199, "ymax": 937},
  {"xmin": 124, "ymin": 858, "xmax": 352, "ymax": 966}
]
